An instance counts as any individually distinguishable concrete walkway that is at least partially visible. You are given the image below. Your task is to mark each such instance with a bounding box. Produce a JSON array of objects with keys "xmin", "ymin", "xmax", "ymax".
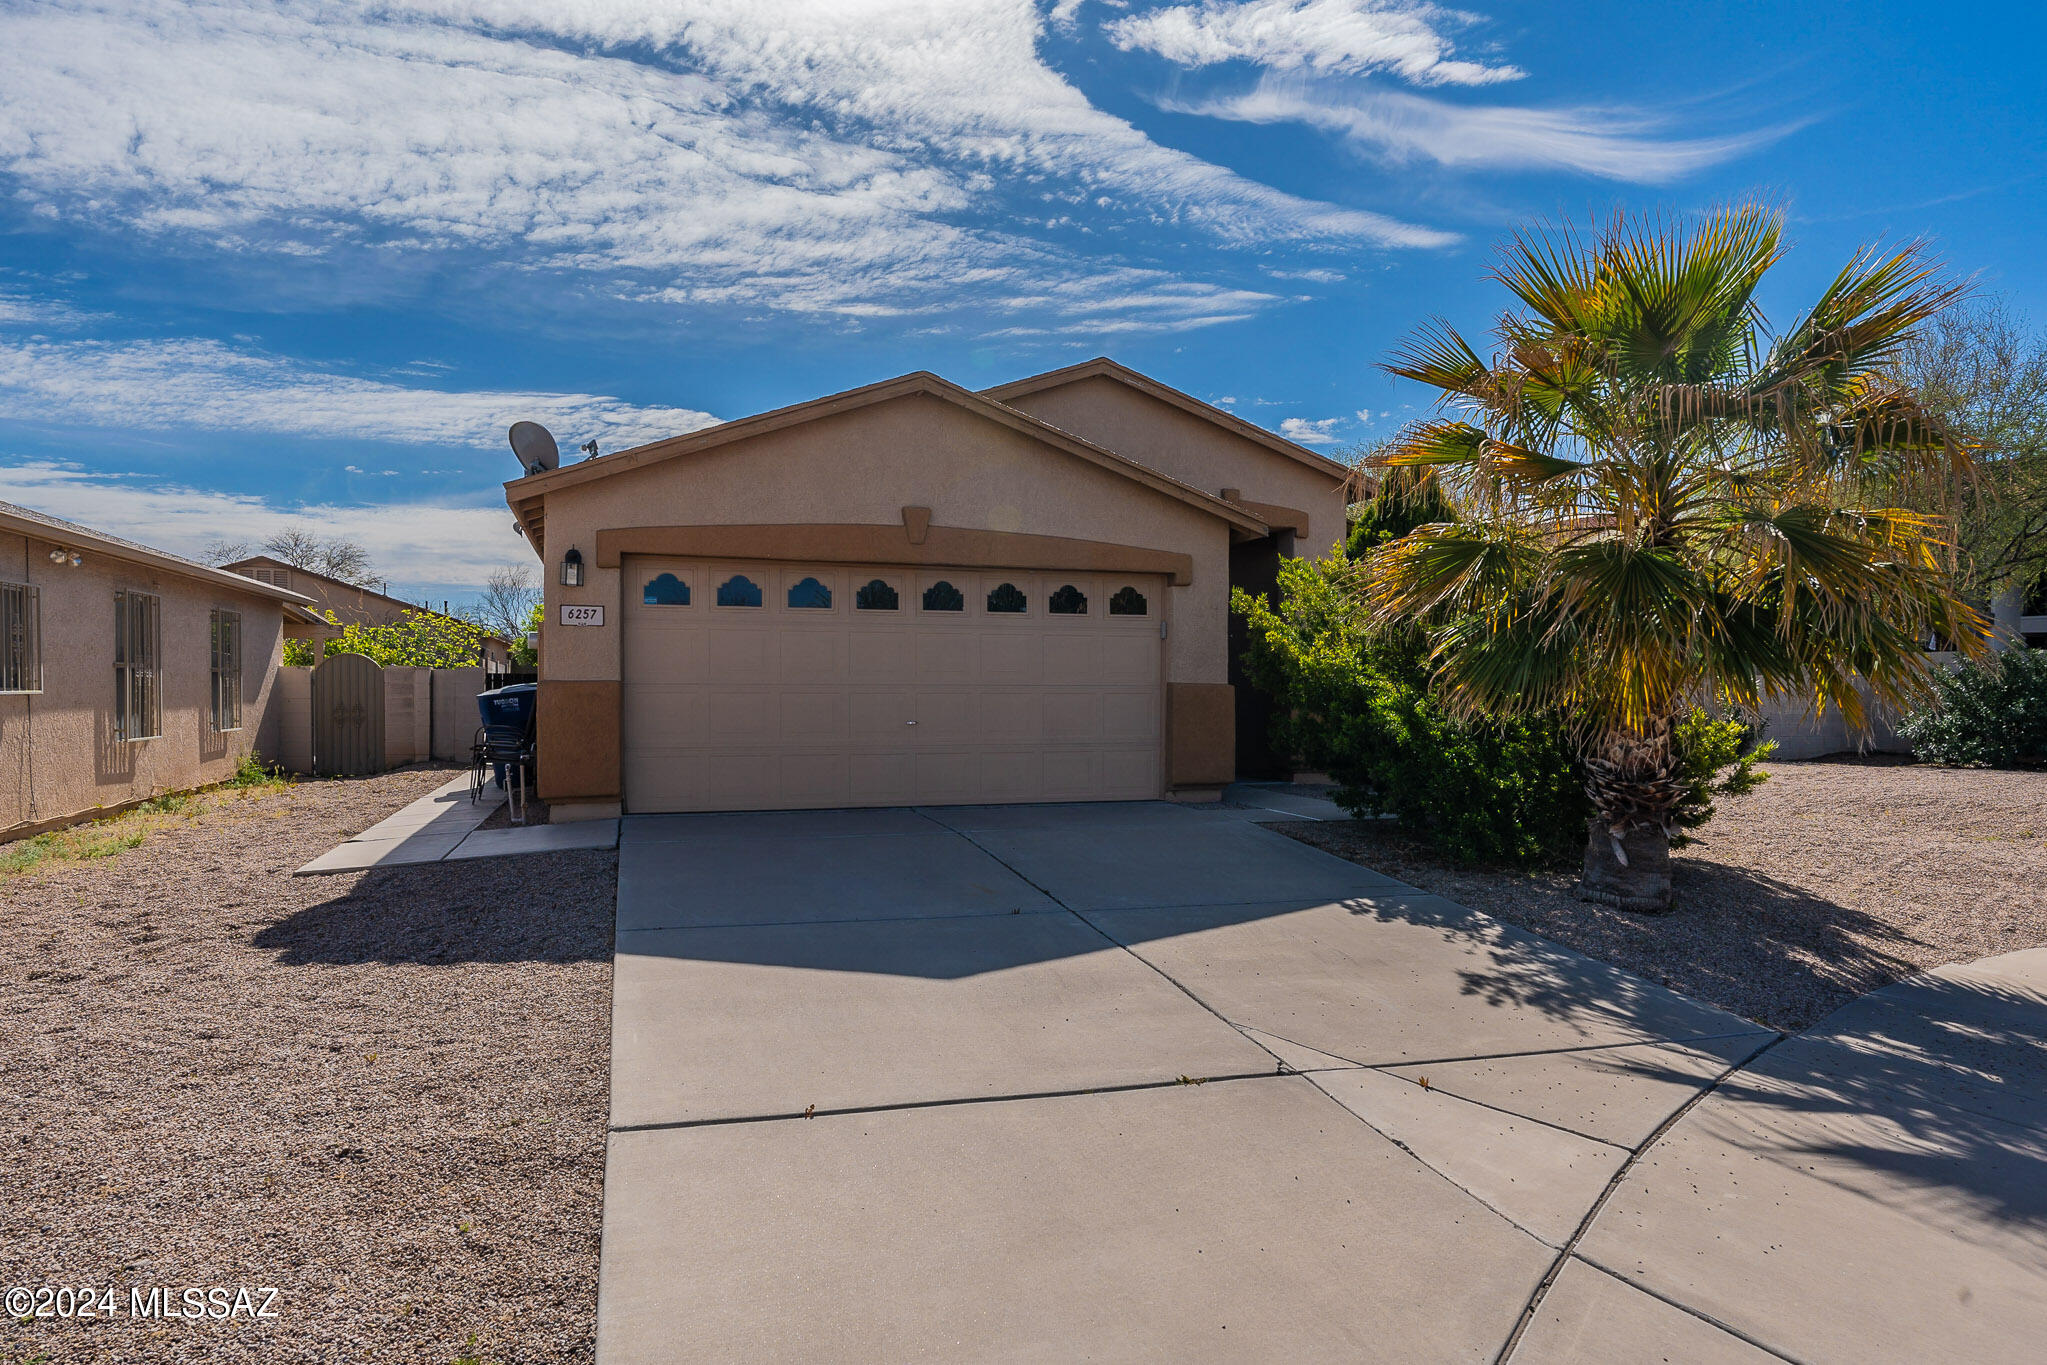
[
  {"xmin": 600, "ymin": 800, "xmax": 1886, "ymax": 1360},
  {"xmin": 1528, "ymin": 946, "xmax": 2047, "ymax": 1363},
  {"xmin": 293, "ymin": 773, "xmax": 617, "ymax": 875}
]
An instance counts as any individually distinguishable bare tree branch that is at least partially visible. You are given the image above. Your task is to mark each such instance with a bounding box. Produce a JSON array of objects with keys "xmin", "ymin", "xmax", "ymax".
[
  {"xmin": 199, "ymin": 537, "xmax": 251, "ymax": 567},
  {"xmin": 471, "ymin": 564, "xmax": 541, "ymax": 640},
  {"xmin": 260, "ymin": 525, "xmax": 377, "ymax": 586}
]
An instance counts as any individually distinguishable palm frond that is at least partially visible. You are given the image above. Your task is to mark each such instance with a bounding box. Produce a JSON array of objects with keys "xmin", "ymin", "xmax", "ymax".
[
  {"xmin": 1373, "ymin": 420, "xmax": 1488, "ymax": 469},
  {"xmin": 1382, "ymin": 322, "xmax": 1490, "ymax": 399},
  {"xmin": 1359, "ymin": 524, "xmax": 1537, "ymax": 622},
  {"xmin": 1356, "ymin": 203, "xmax": 1983, "ymax": 752}
]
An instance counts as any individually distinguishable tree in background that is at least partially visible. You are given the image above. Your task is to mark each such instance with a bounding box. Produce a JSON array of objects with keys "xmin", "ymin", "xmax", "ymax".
[
  {"xmin": 1895, "ymin": 301, "xmax": 2047, "ymax": 607},
  {"xmin": 284, "ymin": 609, "xmax": 491, "ymax": 668},
  {"xmin": 254, "ymin": 526, "xmax": 377, "ymax": 585},
  {"xmin": 199, "ymin": 537, "xmax": 252, "ymax": 567},
  {"xmin": 199, "ymin": 527, "xmax": 376, "ymax": 584},
  {"xmin": 1359, "ymin": 205, "xmax": 1984, "ymax": 910},
  {"xmin": 472, "ymin": 564, "xmax": 542, "ymax": 643},
  {"xmin": 509, "ymin": 602, "xmax": 542, "ymax": 667}
]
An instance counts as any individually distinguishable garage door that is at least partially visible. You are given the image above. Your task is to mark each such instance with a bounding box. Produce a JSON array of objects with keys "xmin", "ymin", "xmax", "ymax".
[{"xmin": 621, "ymin": 558, "xmax": 1165, "ymax": 811}]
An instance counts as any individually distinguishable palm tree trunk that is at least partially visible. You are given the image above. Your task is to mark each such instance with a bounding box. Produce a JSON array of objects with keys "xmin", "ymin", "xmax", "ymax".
[{"xmin": 1579, "ymin": 719, "xmax": 1685, "ymax": 912}]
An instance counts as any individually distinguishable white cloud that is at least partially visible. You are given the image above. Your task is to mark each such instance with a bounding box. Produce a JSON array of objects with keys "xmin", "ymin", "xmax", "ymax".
[
  {"xmin": 1049, "ymin": 0, "xmax": 1113, "ymax": 34},
  {"xmin": 1107, "ymin": 0, "xmax": 1521, "ymax": 86},
  {"xmin": 2, "ymin": 458, "xmax": 527, "ymax": 588},
  {"xmin": 0, "ymin": 288, "xmax": 97, "ymax": 329},
  {"xmin": 1279, "ymin": 415, "xmax": 1344, "ymax": 444},
  {"xmin": 1169, "ymin": 80, "xmax": 1789, "ymax": 182},
  {"xmin": 1261, "ymin": 266, "xmax": 1347, "ymax": 282},
  {"xmin": 0, "ymin": 0, "xmax": 1449, "ymax": 331},
  {"xmin": 0, "ymin": 335, "xmax": 718, "ymax": 451},
  {"xmin": 1353, "ymin": 407, "xmax": 1371, "ymax": 421}
]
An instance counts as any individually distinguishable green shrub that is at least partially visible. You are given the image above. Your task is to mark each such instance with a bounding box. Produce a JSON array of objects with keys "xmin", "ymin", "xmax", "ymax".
[
  {"xmin": 222, "ymin": 752, "xmax": 293, "ymax": 791},
  {"xmin": 1898, "ymin": 648, "xmax": 2047, "ymax": 767},
  {"xmin": 1235, "ymin": 555, "xmax": 1587, "ymax": 865},
  {"xmin": 1235, "ymin": 553, "xmax": 1772, "ymax": 866},
  {"xmin": 1670, "ymin": 709, "xmax": 1774, "ymax": 846},
  {"xmin": 1344, "ymin": 463, "xmax": 1455, "ymax": 558}
]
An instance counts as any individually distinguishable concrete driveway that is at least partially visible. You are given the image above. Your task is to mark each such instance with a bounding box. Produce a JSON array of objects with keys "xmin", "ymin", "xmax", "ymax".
[{"xmin": 597, "ymin": 802, "xmax": 2046, "ymax": 1362}]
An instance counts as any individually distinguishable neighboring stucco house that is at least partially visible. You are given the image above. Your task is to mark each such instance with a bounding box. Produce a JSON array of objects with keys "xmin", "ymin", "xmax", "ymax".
[
  {"xmin": 1, "ymin": 501, "xmax": 328, "ymax": 840},
  {"xmin": 222, "ymin": 555, "xmax": 514, "ymax": 667},
  {"xmin": 505, "ymin": 359, "xmax": 1350, "ymax": 821}
]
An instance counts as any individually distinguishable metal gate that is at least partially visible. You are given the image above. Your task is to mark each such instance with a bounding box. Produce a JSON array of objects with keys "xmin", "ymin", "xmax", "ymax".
[{"xmin": 311, "ymin": 652, "xmax": 386, "ymax": 776}]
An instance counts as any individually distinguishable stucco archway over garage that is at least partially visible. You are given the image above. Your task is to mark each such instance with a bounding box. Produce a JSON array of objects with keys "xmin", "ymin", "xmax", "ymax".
[{"xmin": 504, "ymin": 365, "xmax": 1351, "ymax": 822}]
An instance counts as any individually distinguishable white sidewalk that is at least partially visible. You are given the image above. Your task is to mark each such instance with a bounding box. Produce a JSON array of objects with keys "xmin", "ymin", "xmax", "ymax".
[{"xmin": 294, "ymin": 773, "xmax": 618, "ymax": 875}]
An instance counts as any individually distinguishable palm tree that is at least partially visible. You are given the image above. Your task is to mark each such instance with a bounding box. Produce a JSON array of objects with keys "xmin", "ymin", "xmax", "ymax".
[{"xmin": 1361, "ymin": 206, "xmax": 1987, "ymax": 910}]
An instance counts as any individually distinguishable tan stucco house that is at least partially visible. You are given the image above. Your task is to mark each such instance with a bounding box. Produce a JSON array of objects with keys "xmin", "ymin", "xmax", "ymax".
[
  {"xmin": 222, "ymin": 555, "xmax": 513, "ymax": 667},
  {"xmin": 1, "ymin": 501, "xmax": 328, "ymax": 840},
  {"xmin": 506, "ymin": 359, "xmax": 1350, "ymax": 821}
]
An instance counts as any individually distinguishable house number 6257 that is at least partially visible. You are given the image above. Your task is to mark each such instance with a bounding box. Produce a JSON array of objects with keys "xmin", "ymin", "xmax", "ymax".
[{"xmin": 559, "ymin": 605, "xmax": 604, "ymax": 626}]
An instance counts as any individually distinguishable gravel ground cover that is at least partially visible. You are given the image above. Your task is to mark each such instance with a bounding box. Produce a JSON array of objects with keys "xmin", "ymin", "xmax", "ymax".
[
  {"xmin": 1279, "ymin": 761, "xmax": 2047, "ymax": 1031},
  {"xmin": 2, "ymin": 765, "xmax": 615, "ymax": 1364}
]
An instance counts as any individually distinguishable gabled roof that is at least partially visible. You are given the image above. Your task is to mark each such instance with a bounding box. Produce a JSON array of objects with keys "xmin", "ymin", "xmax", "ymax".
[
  {"xmin": 0, "ymin": 499, "xmax": 315, "ymax": 607},
  {"xmin": 504, "ymin": 370, "xmax": 1271, "ymax": 554},
  {"xmin": 981, "ymin": 356, "xmax": 1352, "ymax": 483},
  {"xmin": 225, "ymin": 555, "xmax": 512, "ymax": 644}
]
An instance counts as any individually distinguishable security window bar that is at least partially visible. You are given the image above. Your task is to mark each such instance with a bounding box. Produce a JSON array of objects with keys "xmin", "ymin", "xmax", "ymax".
[
  {"xmin": 211, "ymin": 607, "xmax": 243, "ymax": 732},
  {"xmin": 113, "ymin": 589, "xmax": 162, "ymax": 741},
  {"xmin": 0, "ymin": 582, "xmax": 39, "ymax": 693}
]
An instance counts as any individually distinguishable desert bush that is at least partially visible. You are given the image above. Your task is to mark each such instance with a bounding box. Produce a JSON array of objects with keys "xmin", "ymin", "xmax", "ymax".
[
  {"xmin": 1898, "ymin": 648, "xmax": 2047, "ymax": 766},
  {"xmin": 223, "ymin": 752, "xmax": 293, "ymax": 790},
  {"xmin": 1669, "ymin": 708, "xmax": 1774, "ymax": 846},
  {"xmin": 1235, "ymin": 554, "xmax": 1770, "ymax": 866}
]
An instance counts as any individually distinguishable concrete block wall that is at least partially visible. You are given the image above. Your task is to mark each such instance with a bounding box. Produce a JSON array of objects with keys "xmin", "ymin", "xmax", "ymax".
[
  {"xmin": 270, "ymin": 663, "xmax": 485, "ymax": 775},
  {"xmin": 382, "ymin": 666, "xmax": 433, "ymax": 767},
  {"xmin": 277, "ymin": 666, "xmax": 313, "ymax": 773},
  {"xmin": 431, "ymin": 667, "xmax": 486, "ymax": 760}
]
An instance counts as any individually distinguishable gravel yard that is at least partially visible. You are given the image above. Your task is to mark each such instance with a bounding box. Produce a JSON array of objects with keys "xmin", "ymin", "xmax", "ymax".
[
  {"xmin": 2, "ymin": 766, "xmax": 615, "ymax": 1365},
  {"xmin": 1280, "ymin": 760, "xmax": 2047, "ymax": 1031}
]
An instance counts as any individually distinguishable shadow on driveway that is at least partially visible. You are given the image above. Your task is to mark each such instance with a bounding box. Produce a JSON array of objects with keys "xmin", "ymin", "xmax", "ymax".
[{"xmin": 1278, "ymin": 819, "xmax": 1939, "ymax": 1030}]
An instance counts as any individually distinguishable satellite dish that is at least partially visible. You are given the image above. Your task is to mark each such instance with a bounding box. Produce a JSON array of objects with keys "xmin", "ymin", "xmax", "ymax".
[{"xmin": 509, "ymin": 421, "xmax": 559, "ymax": 476}]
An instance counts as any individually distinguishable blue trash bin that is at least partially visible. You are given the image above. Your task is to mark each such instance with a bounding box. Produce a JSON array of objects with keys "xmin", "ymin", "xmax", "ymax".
[{"xmin": 476, "ymin": 683, "xmax": 537, "ymax": 789}]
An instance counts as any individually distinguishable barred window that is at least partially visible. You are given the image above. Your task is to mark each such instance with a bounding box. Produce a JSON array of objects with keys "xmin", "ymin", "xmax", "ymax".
[
  {"xmin": 211, "ymin": 607, "xmax": 243, "ymax": 732},
  {"xmin": 113, "ymin": 589, "xmax": 162, "ymax": 741},
  {"xmin": 0, "ymin": 582, "xmax": 39, "ymax": 693}
]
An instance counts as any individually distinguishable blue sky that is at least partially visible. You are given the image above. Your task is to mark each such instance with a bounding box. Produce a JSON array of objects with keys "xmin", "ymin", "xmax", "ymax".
[{"xmin": 3, "ymin": 0, "xmax": 2041, "ymax": 607}]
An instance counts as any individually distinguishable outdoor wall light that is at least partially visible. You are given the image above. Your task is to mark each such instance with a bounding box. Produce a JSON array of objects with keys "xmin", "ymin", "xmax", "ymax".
[{"xmin": 560, "ymin": 546, "xmax": 585, "ymax": 587}]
